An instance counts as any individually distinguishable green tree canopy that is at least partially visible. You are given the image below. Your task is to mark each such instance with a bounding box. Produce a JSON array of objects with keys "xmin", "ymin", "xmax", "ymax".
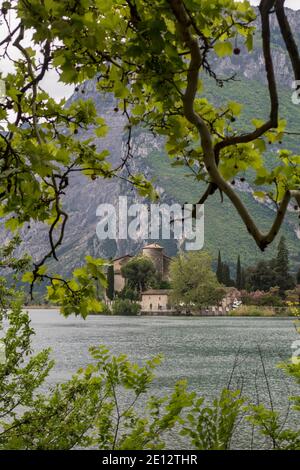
[
  {"xmin": 216, "ymin": 250, "xmax": 223, "ymax": 283},
  {"xmin": 170, "ymin": 251, "xmax": 225, "ymax": 309},
  {"xmin": 121, "ymin": 256, "xmax": 156, "ymax": 293},
  {"xmin": 246, "ymin": 238, "xmax": 295, "ymax": 295},
  {"xmin": 0, "ymin": 0, "xmax": 300, "ymax": 315},
  {"xmin": 274, "ymin": 236, "xmax": 295, "ymax": 295},
  {"xmin": 236, "ymin": 255, "xmax": 242, "ymax": 290}
]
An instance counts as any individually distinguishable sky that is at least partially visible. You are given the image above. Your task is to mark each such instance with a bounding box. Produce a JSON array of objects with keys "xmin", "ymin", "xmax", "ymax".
[{"xmin": 0, "ymin": 0, "xmax": 299, "ymax": 103}]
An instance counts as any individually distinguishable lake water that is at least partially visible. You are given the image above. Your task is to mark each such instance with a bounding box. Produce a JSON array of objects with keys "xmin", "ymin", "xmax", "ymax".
[{"xmin": 28, "ymin": 310, "xmax": 299, "ymax": 449}]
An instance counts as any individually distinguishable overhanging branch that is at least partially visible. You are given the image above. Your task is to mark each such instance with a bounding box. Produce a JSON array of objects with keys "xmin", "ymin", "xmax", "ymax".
[
  {"xmin": 168, "ymin": 0, "xmax": 300, "ymax": 251},
  {"xmin": 275, "ymin": 0, "xmax": 300, "ymax": 81}
]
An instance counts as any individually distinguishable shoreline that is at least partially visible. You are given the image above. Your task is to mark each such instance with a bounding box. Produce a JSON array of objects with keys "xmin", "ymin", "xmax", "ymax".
[
  {"xmin": 24, "ymin": 305, "xmax": 58, "ymax": 309},
  {"xmin": 24, "ymin": 307, "xmax": 295, "ymax": 319}
]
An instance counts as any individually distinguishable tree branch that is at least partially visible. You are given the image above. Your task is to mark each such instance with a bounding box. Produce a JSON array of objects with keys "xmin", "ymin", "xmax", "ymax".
[
  {"xmin": 168, "ymin": 0, "xmax": 300, "ymax": 251},
  {"xmin": 275, "ymin": 0, "xmax": 300, "ymax": 81}
]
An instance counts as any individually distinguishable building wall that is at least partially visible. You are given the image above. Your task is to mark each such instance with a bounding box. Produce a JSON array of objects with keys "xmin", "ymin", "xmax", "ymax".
[
  {"xmin": 114, "ymin": 273, "xmax": 126, "ymax": 292},
  {"xmin": 142, "ymin": 247, "xmax": 164, "ymax": 276},
  {"xmin": 113, "ymin": 255, "xmax": 132, "ymax": 292},
  {"xmin": 112, "ymin": 247, "xmax": 172, "ymax": 293},
  {"xmin": 141, "ymin": 294, "xmax": 169, "ymax": 311}
]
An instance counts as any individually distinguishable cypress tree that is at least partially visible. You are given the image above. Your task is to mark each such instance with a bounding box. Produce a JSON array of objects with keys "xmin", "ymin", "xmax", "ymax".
[
  {"xmin": 276, "ymin": 236, "xmax": 289, "ymax": 276},
  {"xmin": 275, "ymin": 236, "xmax": 295, "ymax": 295},
  {"xmin": 106, "ymin": 264, "xmax": 115, "ymax": 300},
  {"xmin": 236, "ymin": 255, "xmax": 242, "ymax": 289},
  {"xmin": 241, "ymin": 268, "xmax": 246, "ymax": 290},
  {"xmin": 216, "ymin": 250, "xmax": 223, "ymax": 283},
  {"xmin": 222, "ymin": 263, "xmax": 230, "ymax": 286}
]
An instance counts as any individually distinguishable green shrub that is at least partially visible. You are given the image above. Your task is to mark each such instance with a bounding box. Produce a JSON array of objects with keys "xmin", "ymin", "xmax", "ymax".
[
  {"xmin": 118, "ymin": 286, "xmax": 140, "ymax": 301},
  {"xmin": 112, "ymin": 299, "xmax": 141, "ymax": 316},
  {"xmin": 241, "ymin": 288, "xmax": 284, "ymax": 307},
  {"xmin": 230, "ymin": 305, "xmax": 275, "ymax": 316},
  {"xmin": 101, "ymin": 303, "xmax": 112, "ymax": 315},
  {"xmin": 1, "ymin": 293, "xmax": 300, "ymax": 450}
]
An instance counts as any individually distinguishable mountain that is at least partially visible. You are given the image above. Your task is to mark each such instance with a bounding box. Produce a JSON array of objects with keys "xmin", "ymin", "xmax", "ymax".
[{"xmin": 2, "ymin": 7, "xmax": 300, "ymax": 278}]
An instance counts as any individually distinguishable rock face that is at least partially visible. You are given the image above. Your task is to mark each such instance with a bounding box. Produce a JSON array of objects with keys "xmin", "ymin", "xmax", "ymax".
[
  {"xmin": 3, "ymin": 7, "xmax": 300, "ymax": 276},
  {"xmin": 212, "ymin": 7, "xmax": 300, "ymax": 87}
]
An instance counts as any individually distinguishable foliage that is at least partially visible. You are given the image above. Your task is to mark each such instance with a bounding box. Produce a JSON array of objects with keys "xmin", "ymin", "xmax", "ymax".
[
  {"xmin": 274, "ymin": 237, "xmax": 296, "ymax": 295},
  {"xmin": 240, "ymin": 288, "xmax": 283, "ymax": 307},
  {"xmin": 170, "ymin": 251, "xmax": 225, "ymax": 309},
  {"xmin": 0, "ymin": 0, "xmax": 299, "ymax": 311},
  {"xmin": 118, "ymin": 286, "xmax": 141, "ymax": 301},
  {"xmin": 0, "ymin": 0, "xmax": 157, "ymax": 313},
  {"xmin": 98, "ymin": 303, "xmax": 112, "ymax": 315},
  {"xmin": 42, "ymin": 256, "xmax": 108, "ymax": 317},
  {"xmin": 0, "ymin": 243, "xmax": 299, "ymax": 450},
  {"xmin": 157, "ymin": 279, "xmax": 171, "ymax": 290},
  {"xmin": 148, "ymin": 136, "xmax": 299, "ymax": 271},
  {"xmin": 215, "ymin": 250, "xmax": 236, "ymax": 287},
  {"xmin": 0, "ymin": 0, "xmax": 297, "ymax": 266},
  {"xmin": 247, "ymin": 405, "xmax": 300, "ymax": 450},
  {"xmin": 121, "ymin": 256, "xmax": 156, "ymax": 293},
  {"xmin": 106, "ymin": 264, "xmax": 115, "ymax": 301},
  {"xmin": 216, "ymin": 250, "xmax": 223, "ymax": 283},
  {"xmin": 246, "ymin": 260, "xmax": 277, "ymax": 292},
  {"xmin": 0, "ymin": 250, "xmax": 189, "ymax": 450},
  {"xmin": 285, "ymin": 286, "xmax": 300, "ymax": 304},
  {"xmin": 1, "ymin": 298, "xmax": 300, "ymax": 450},
  {"xmin": 180, "ymin": 390, "xmax": 244, "ymax": 450},
  {"xmin": 112, "ymin": 299, "xmax": 141, "ymax": 316},
  {"xmin": 0, "ymin": 0, "xmax": 300, "ymax": 452},
  {"xmin": 229, "ymin": 305, "xmax": 276, "ymax": 317},
  {"xmin": 222, "ymin": 262, "xmax": 236, "ymax": 287},
  {"xmin": 246, "ymin": 237, "xmax": 295, "ymax": 295},
  {"xmin": 246, "ymin": 323, "xmax": 300, "ymax": 450},
  {"xmin": 0, "ymin": 306, "xmax": 189, "ymax": 450},
  {"xmin": 236, "ymin": 255, "xmax": 243, "ymax": 290}
]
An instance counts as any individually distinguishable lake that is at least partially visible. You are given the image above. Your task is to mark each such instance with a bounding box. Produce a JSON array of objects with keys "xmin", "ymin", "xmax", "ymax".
[{"xmin": 28, "ymin": 310, "xmax": 299, "ymax": 449}]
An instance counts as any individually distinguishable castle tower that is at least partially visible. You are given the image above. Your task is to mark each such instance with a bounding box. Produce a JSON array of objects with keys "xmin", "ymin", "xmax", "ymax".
[{"xmin": 142, "ymin": 243, "xmax": 164, "ymax": 278}]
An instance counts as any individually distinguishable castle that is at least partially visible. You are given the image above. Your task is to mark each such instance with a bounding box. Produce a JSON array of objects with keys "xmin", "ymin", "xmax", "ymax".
[
  {"xmin": 112, "ymin": 243, "xmax": 171, "ymax": 292},
  {"xmin": 111, "ymin": 243, "xmax": 241, "ymax": 315}
]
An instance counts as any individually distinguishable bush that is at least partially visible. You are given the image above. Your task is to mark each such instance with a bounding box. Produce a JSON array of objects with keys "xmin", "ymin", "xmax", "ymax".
[
  {"xmin": 241, "ymin": 289, "xmax": 283, "ymax": 307},
  {"xmin": 112, "ymin": 299, "xmax": 141, "ymax": 316},
  {"xmin": 158, "ymin": 279, "xmax": 172, "ymax": 289},
  {"xmin": 230, "ymin": 305, "xmax": 275, "ymax": 316},
  {"xmin": 101, "ymin": 303, "xmax": 112, "ymax": 315},
  {"xmin": 118, "ymin": 286, "xmax": 140, "ymax": 301},
  {"xmin": 87, "ymin": 302, "xmax": 112, "ymax": 315},
  {"xmin": 1, "ymin": 291, "xmax": 300, "ymax": 450}
]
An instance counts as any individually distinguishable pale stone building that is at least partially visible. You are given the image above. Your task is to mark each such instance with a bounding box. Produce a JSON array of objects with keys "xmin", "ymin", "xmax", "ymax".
[
  {"xmin": 141, "ymin": 243, "xmax": 171, "ymax": 279},
  {"xmin": 113, "ymin": 254, "xmax": 133, "ymax": 292},
  {"xmin": 112, "ymin": 243, "xmax": 171, "ymax": 293},
  {"xmin": 140, "ymin": 287, "xmax": 241, "ymax": 316},
  {"xmin": 140, "ymin": 289, "xmax": 172, "ymax": 313}
]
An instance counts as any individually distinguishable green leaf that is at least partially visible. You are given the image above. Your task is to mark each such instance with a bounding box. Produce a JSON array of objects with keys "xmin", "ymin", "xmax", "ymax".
[
  {"xmin": 22, "ymin": 271, "xmax": 34, "ymax": 283},
  {"xmin": 214, "ymin": 42, "xmax": 233, "ymax": 57}
]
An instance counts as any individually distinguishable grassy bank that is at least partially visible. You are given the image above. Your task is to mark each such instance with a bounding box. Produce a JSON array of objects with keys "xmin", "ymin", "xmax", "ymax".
[{"xmin": 229, "ymin": 305, "xmax": 292, "ymax": 317}]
